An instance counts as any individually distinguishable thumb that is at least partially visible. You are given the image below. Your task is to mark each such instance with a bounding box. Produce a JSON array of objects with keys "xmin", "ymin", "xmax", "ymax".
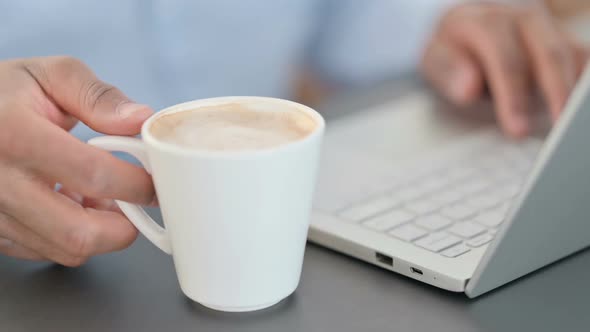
[
  {"xmin": 23, "ymin": 56, "xmax": 154, "ymax": 135},
  {"xmin": 422, "ymin": 40, "xmax": 483, "ymax": 106}
]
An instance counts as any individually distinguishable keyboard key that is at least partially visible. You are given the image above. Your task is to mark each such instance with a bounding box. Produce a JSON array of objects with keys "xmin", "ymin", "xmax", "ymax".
[
  {"xmin": 496, "ymin": 183, "xmax": 521, "ymax": 199},
  {"xmin": 430, "ymin": 190, "xmax": 463, "ymax": 204},
  {"xmin": 441, "ymin": 244, "xmax": 471, "ymax": 258},
  {"xmin": 369, "ymin": 174, "xmax": 406, "ymax": 191},
  {"xmin": 512, "ymin": 158, "xmax": 534, "ymax": 173},
  {"xmin": 445, "ymin": 166, "xmax": 479, "ymax": 183},
  {"xmin": 488, "ymin": 168, "xmax": 519, "ymax": 183},
  {"xmin": 415, "ymin": 233, "xmax": 462, "ymax": 252},
  {"xmin": 474, "ymin": 211, "xmax": 505, "ymax": 228},
  {"xmin": 339, "ymin": 196, "xmax": 401, "ymax": 222},
  {"xmin": 404, "ymin": 199, "xmax": 443, "ymax": 215},
  {"xmin": 394, "ymin": 185, "xmax": 429, "ymax": 201},
  {"xmin": 507, "ymin": 146, "xmax": 536, "ymax": 166},
  {"xmin": 363, "ymin": 209, "xmax": 415, "ymax": 231},
  {"xmin": 441, "ymin": 204, "xmax": 477, "ymax": 220},
  {"xmin": 414, "ymin": 215, "xmax": 452, "ymax": 231},
  {"xmin": 454, "ymin": 179, "xmax": 490, "ymax": 195},
  {"xmin": 496, "ymin": 203, "xmax": 512, "ymax": 216},
  {"xmin": 467, "ymin": 233, "xmax": 494, "ymax": 247},
  {"xmin": 508, "ymin": 150, "xmax": 527, "ymax": 164},
  {"xmin": 389, "ymin": 224, "xmax": 428, "ymax": 242},
  {"xmin": 502, "ymin": 143, "xmax": 530, "ymax": 158},
  {"xmin": 465, "ymin": 194, "xmax": 503, "ymax": 210},
  {"xmin": 521, "ymin": 139, "xmax": 542, "ymax": 156},
  {"xmin": 477, "ymin": 155, "xmax": 507, "ymax": 171},
  {"xmin": 448, "ymin": 222, "xmax": 486, "ymax": 238},
  {"xmin": 417, "ymin": 175, "xmax": 451, "ymax": 192}
]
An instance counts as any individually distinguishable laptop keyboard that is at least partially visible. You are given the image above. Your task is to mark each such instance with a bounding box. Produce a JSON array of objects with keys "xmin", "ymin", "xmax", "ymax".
[{"xmin": 336, "ymin": 137, "xmax": 542, "ymax": 258}]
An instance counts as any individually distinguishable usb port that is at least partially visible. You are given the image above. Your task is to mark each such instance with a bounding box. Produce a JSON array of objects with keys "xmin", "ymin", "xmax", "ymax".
[
  {"xmin": 410, "ymin": 267, "xmax": 423, "ymax": 275},
  {"xmin": 375, "ymin": 252, "xmax": 393, "ymax": 266}
]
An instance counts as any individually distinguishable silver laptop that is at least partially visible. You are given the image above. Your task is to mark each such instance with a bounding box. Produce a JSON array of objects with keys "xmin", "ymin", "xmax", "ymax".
[{"xmin": 309, "ymin": 65, "xmax": 590, "ymax": 298}]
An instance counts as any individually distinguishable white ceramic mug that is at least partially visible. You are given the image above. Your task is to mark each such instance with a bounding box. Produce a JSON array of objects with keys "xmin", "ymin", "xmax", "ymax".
[{"xmin": 88, "ymin": 97, "xmax": 324, "ymax": 312}]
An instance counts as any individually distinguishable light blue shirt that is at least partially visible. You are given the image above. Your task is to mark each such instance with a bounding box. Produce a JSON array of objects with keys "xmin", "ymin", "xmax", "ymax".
[{"xmin": 0, "ymin": 0, "xmax": 453, "ymax": 140}]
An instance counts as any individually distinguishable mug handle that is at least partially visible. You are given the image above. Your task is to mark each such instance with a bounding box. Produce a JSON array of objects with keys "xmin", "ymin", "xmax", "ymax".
[{"xmin": 88, "ymin": 136, "xmax": 172, "ymax": 255}]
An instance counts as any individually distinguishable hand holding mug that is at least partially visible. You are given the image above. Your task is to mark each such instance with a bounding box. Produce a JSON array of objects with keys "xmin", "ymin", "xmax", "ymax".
[{"xmin": 0, "ymin": 56, "xmax": 154, "ymax": 266}]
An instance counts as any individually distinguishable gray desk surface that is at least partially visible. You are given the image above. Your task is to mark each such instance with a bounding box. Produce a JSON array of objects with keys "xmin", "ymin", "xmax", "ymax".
[{"xmin": 2, "ymin": 79, "xmax": 590, "ymax": 332}]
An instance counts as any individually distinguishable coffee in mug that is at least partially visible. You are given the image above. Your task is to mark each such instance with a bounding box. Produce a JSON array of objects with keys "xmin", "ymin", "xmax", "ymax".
[{"xmin": 149, "ymin": 103, "xmax": 317, "ymax": 151}]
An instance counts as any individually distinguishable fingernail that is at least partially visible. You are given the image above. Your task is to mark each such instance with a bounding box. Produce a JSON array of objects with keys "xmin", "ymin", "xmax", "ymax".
[{"xmin": 117, "ymin": 102, "xmax": 154, "ymax": 120}]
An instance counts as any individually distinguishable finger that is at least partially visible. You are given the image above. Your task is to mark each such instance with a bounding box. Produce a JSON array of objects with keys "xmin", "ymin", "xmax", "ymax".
[
  {"xmin": 21, "ymin": 56, "xmax": 154, "ymax": 135},
  {"xmin": 0, "ymin": 61, "xmax": 78, "ymax": 131},
  {"xmin": 6, "ymin": 114, "xmax": 154, "ymax": 205},
  {"xmin": 451, "ymin": 18, "xmax": 531, "ymax": 138},
  {"xmin": 30, "ymin": 90, "xmax": 79, "ymax": 130},
  {"xmin": 28, "ymin": 89, "xmax": 79, "ymax": 131},
  {"xmin": 82, "ymin": 197, "xmax": 121, "ymax": 213},
  {"xmin": 57, "ymin": 186, "xmax": 84, "ymax": 204},
  {"xmin": 4, "ymin": 174, "xmax": 139, "ymax": 261},
  {"xmin": 421, "ymin": 38, "xmax": 484, "ymax": 106},
  {"xmin": 59, "ymin": 115, "xmax": 79, "ymax": 131},
  {"xmin": 0, "ymin": 237, "xmax": 45, "ymax": 261},
  {"xmin": 58, "ymin": 186, "xmax": 121, "ymax": 212},
  {"xmin": 518, "ymin": 7, "xmax": 577, "ymax": 122},
  {"xmin": 0, "ymin": 212, "xmax": 81, "ymax": 265}
]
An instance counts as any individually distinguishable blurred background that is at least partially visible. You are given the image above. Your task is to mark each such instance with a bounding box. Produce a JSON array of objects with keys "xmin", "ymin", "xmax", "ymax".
[
  {"xmin": 543, "ymin": 0, "xmax": 590, "ymax": 47},
  {"xmin": 0, "ymin": 0, "xmax": 589, "ymax": 140},
  {"xmin": 303, "ymin": 0, "xmax": 590, "ymax": 105}
]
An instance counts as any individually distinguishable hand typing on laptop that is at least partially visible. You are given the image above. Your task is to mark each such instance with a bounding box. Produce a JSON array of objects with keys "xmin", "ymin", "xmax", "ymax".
[
  {"xmin": 0, "ymin": 0, "xmax": 587, "ymax": 266},
  {"xmin": 422, "ymin": 2, "xmax": 588, "ymax": 138}
]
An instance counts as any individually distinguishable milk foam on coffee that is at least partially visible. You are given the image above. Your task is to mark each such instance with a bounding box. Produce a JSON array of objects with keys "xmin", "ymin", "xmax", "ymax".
[{"xmin": 150, "ymin": 102, "xmax": 316, "ymax": 151}]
